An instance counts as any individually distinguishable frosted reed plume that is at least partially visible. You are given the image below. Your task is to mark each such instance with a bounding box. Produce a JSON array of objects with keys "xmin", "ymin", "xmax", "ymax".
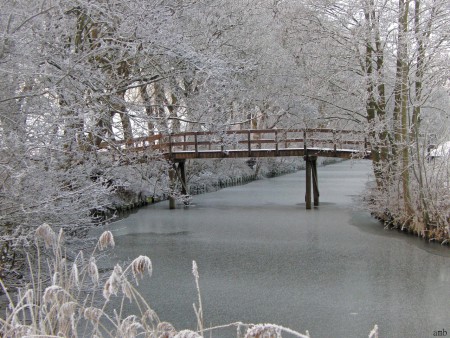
[
  {"xmin": 192, "ymin": 260, "xmax": 204, "ymax": 336},
  {"xmin": 117, "ymin": 315, "xmax": 144, "ymax": 338},
  {"xmin": 59, "ymin": 301, "xmax": 78, "ymax": 319},
  {"xmin": 88, "ymin": 256, "xmax": 100, "ymax": 286},
  {"xmin": 369, "ymin": 324, "xmax": 379, "ymax": 338},
  {"xmin": 157, "ymin": 321, "xmax": 177, "ymax": 337},
  {"xmin": 43, "ymin": 285, "xmax": 65, "ymax": 304},
  {"xmin": 84, "ymin": 306, "xmax": 104, "ymax": 323},
  {"xmin": 103, "ymin": 264, "xmax": 123, "ymax": 301},
  {"xmin": 98, "ymin": 230, "xmax": 115, "ymax": 251},
  {"xmin": 70, "ymin": 262, "xmax": 80, "ymax": 288},
  {"xmin": 35, "ymin": 223, "xmax": 56, "ymax": 248},
  {"xmin": 130, "ymin": 255, "xmax": 152, "ymax": 284}
]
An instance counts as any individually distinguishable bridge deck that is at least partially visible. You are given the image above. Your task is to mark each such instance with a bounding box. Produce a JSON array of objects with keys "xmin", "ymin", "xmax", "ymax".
[{"xmin": 167, "ymin": 147, "xmax": 368, "ymax": 160}]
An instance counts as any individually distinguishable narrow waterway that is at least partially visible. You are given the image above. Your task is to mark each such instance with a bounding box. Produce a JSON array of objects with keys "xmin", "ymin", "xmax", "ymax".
[{"xmin": 105, "ymin": 160, "xmax": 450, "ymax": 338}]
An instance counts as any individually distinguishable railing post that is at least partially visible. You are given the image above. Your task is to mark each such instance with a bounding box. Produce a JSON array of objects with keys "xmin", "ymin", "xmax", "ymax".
[
  {"xmin": 275, "ymin": 129, "xmax": 279, "ymax": 155},
  {"xmin": 333, "ymin": 129, "xmax": 337, "ymax": 154},
  {"xmin": 194, "ymin": 133, "xmax": 198, "ymax": 155},
  {"xmin": 248, "ymin": 130, "xmax": 251, "ymax": 157},
  {"xmin": 303, "ymin": 130, "xmax": 307, "ymax": 156}
]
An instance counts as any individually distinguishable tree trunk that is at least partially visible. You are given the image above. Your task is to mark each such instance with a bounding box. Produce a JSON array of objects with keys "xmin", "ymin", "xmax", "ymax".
[
  {"xmin": 411, "ymin": 0, "xmax": 437, "ymax": 232},
  {"xmin": 398, "ymin": 0, "xmax": 413, "ymax": 215},
  {"xmin": 363, "ymin": 1, "xmax": 388, "ymax": 188}
]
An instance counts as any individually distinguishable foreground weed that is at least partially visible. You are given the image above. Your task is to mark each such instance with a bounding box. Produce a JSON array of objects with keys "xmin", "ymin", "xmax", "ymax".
[{"xmin": 0, "ymin": 224, "xmax": 377, "ymax": 337}]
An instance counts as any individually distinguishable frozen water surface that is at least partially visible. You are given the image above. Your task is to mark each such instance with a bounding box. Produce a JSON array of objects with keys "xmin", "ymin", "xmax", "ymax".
[{"xmin": 105, "ymin": 160, "xmax": 450, "ymax": 338}]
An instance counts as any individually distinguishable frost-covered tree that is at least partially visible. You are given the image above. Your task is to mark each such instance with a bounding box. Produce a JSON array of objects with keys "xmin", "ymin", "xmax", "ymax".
[{"xmin": 0, "ymin": 0, "xmax": 263, "ymax": 282}]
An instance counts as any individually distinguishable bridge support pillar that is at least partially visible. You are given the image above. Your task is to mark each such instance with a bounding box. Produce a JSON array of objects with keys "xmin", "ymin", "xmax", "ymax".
[
  {"xmin": 169, "ymin": 160, "xmax": 188, "ymax": 209},
  {"xmin": 304, "ymin": 156, "xmax": 319, "ymax": 209},
  {"xmin": 312, "ymin": 157, "xmax": 319, "ymax": 207},
  {"xmin": 305, "ymin": 157, "xmax": 312, "ymax": 209},
  {"xmin": 178, "ymin": 160, "xmax": 187, "ymax": 195},
  {"xmin": 169, "ymin": 168, "xmax": 176, "ymax": 209}
]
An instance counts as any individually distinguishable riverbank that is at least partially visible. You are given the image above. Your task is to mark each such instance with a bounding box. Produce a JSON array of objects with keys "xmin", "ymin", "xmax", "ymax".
[
  {"xmin": 368, "ymin": 203, "xmax": 449, "ymax": 244},
  {"xmin": 362, "ymin": 178, "xmax": 449, "ymax": 244}
]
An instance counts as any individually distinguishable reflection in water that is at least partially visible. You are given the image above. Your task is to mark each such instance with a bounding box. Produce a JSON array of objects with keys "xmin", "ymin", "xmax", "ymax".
[{"xmin": 104, "ymin": 160, "xmax": 450, "ymax": 338}]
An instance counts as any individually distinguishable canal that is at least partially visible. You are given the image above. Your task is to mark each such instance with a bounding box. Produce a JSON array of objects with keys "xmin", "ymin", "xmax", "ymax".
[{"xmin": 105, "ymin": 160, "xmax": 450, "ymax": 337}]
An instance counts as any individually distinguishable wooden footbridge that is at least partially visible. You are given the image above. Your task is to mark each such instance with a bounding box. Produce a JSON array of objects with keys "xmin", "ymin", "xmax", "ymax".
[{"xmin": 100, "ymin": 128, "xmax": 371, "ymax": 209}]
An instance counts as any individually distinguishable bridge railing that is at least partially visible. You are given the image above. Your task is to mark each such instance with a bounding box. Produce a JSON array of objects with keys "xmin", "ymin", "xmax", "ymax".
[
  {"xmin": 98, "ymin": 129, "xmax": 369, "ymax": 155},
  {"xmin": 161, "ymin": 129, "xmax": 368, "ymax": 155},
  {"xmin": 97, "ymin": 134, "xmax": 164, "ymax": 152}
]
